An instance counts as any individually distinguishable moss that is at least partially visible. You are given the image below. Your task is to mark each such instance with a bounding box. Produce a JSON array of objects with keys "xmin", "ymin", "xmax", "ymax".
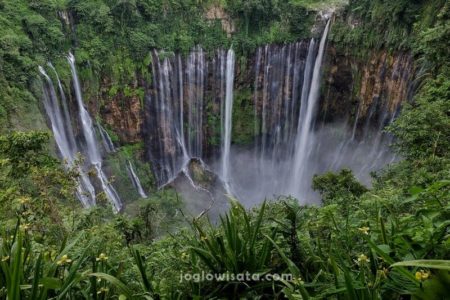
[
  {"xmin": 231, "ymin": 88, "xmax": 256, "ymax": 146},
  {"xmin": 206, "ymin": 95, "xmax": 221, "ymax": 147}
]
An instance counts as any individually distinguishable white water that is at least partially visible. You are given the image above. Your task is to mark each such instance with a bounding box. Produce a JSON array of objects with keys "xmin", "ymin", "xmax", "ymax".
[
  {"xmin": 126, "ymin": 161, "xmax": 148, "ymax": 198},
  {"xmin": 67, "ymin": 53, "xmax": 122, "ymax": 211},
  {"xmin": 220, "ymin": 48, "xmax": 235, "ymax": 192},
  {"xmin": 97, "ymin": 122, "xmax": 116, "ymax": 153},
  {"xmin": 145, "ymin": 23, "xmax": 403, "ymax": 207},
  {"xmin": 47, "ymin": 62, "xmax": 78, "ymax": 155},
  {"xmin": 289, "ymin": 19, "xmax": 331, "ymax": 199},
  {"xmin": 186, "ymin": 46, "xmax": 205, "ymax": 158},
  {"xmin": 39, "ymin": 66, "xmax": 96, "ymax": 207}
]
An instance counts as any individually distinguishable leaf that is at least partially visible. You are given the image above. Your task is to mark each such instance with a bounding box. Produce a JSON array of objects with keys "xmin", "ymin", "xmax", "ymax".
[
  {"xmin": 363, "ymin": 236, "xmax": 418, "ymax": 283},
  {"xmin": 264, "ymin": 234, "xmax": 310, "ymax": 300},
  {"xmin": 378, "ymin": 210, "xmax": 388, "ymax": 245},
  {"xmin": 391, "ymin": 260, "xmax": 450, "ymax": 271},
  {"xmin": 342, "ymin": 266, "xmax": 357, "ymax": 300},
  {"xmin": 30, "ymin": 254, "xmax": 43, "ymax": 299},
  {"xmin": 89, "ymin": 272, "xmax": 134, "ymax": 299},
  {"xmin": 9, "ymin": 230, "xmax": 23, "ymax": 300},
  {"xmin": 264, "ymin": 234, "xmax": 300, "ymax": 278},
  {"xmin": 131, "ymin": 248, "xmax": 153, "ymax": 293},
  {"xmin": 377, "ymin": 244, "xmax": 391, "ymax": 254},
  {"xmin": 40, "ymin": 277, "xmax": 62, "ymax": 289},
  {"xmin": 57, "ymin": 246, "xmax": 89, "ymax": 299},
  {"xmin": 410, "ymin": 186, "xmax": 424, "ymax": 195}
]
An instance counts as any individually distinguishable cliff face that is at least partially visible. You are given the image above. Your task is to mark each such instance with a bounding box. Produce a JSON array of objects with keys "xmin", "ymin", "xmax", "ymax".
[
  {"xmin": 99, "ymin": 92, "xmax": 143, "ymax": 144},
  {"xmin": 87, "ymin": 78, "xmax": 145, "ymax": 144},
  {"xmin": 89, "ymin": 42, "xmax": 416, "ymax": 152},
  {"xmin": 319, "ymin": 46, "xmax": 415, "ymax": 132}
]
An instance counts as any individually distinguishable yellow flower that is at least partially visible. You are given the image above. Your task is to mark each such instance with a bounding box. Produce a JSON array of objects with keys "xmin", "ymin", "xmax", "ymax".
[
  {"xmin": 20, "ymin": 223, "xmax": 31, "ymax": 231},
  {"xmin": 22, "ymin": 210, "xmax": 32, "ymax": 216},
  {"xmin": 18, "ymin": 196, "xmax": 31, "ymax": 205},
  {"xmin": 97, "ymin": 287, "xmax": 109, "ymax": 294},
  {"xmin": 1, "ymin": 256, "xmax": 9, "ymax": 262},
  {"xmin": 292, "ymin": 277, "xmax": 304, "ymax": 285},
  {"xmin": 200, "ymin": 235, "xmax": 208, "ymax": 241},
  {"xmin": 358, "ymin": 227, "xmax": 370, "ymax": 235},
  {"xmin": 415, "ymin": 270, "xmax": 430, "ymax": 281},
  {"xmin": 96, "ymin": 253, "xmax": 108, "ymax": 262},
  {"xmin": 181, "ymin": 252, "xmax": 189, "ymax": 259},
  {"xmin": 57, "ymin": 254, "xmax": 72, "ymax": 266},
  {"xmin": 415, "ymin": 272, "xmax": 421, "ymax": 280},
  {"xmin": 379, "ymin": 267, "xmax": 389, "ymax": 278},
  {"xmin": 357, "ymin": 254, "xmax": 370, "ymax": 265}
]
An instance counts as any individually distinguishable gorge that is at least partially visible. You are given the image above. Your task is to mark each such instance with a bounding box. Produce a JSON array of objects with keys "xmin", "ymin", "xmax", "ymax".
[
  {"xmin": 39, "ymin": 15, "xmax": 413, "ymax": 212},
  {"xmin": 1, "ymin": 0, "xmax": 448, "ymax": 298}
]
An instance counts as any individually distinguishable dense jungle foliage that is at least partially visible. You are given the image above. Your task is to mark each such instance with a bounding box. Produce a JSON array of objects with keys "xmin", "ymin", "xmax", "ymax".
[
  {"xmin": 0, "ymin": 0, "xmax": 449, "ymax": 299},
  {"xmin": 0, "ymin": 0, "xmax": 318, "ymax": 132}
]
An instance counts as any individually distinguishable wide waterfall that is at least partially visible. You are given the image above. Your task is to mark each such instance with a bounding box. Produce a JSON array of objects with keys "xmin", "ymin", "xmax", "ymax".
[
  {"xmin": 145, "ymin": 47, "xmax": 233, "ymax": 187},
  {"xmin": 144, "ymin": 20, "xmax": 402, "ymax": 206},
  {"xmin": 186, "ymin": 47, "xmax": 206, "ymax": 158},
  {"xmin": 40, "ymin": 55, "xmax": 123, "ymax": 211},
  {"xmin": 41, "ymin": 57, "xmax": 153, "ymax": 208},
  {"xmin": 232, "ymin": 40, "xmax": 316, "ymax": 201},
  {"xmin": 145, "ymin": 50, "xmax": 189, "ymax": 185},
  {"xmin": 233, "ymin": 19, "xmax": 401, "ymax": 204}
]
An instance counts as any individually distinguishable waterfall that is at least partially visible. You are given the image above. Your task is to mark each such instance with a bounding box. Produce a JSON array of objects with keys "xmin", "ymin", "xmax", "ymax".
[
  {"xmin": 147, "ymin": 51, "xmax": 186, "ymax": 185},
  {"xmin": 126, "ymin": 161, "xmax": 148, "ymax": 198},
  {"xmin": 39, "ymin": 66, "xmax": 96, "ymax": 207},
  {"xmin": 144, "ymin": 27, "xmax": 403, "ymax": 206},
  {"xmin": 97, "ymin": 122, "xmax": 116, "ymax": 153},
  {"xmin": 47, "ymin": 62, "xmax": 78, "ymax": 155},
  {"xmin": 97, "ymin": 121, "xmax": 148, "ymax": 198},
  {"xmin": 186, "ymin": 46, "xmax": 206, "ymax": 158},
  {"xmin": 67, "ymin": 53, "xmax": 123, "ymax": 211},
  {"xmin": 97, "ymin": 118, "xmax": 149, "ymax": 200},
  {"xmin": 289, "ymin": 19, "xmax": 331, "ymax": 198},
  {"xmin": 220, "ymin": 48, "xmax": 235, "ymax": 191},
  {"xmin": 146, "ymin": 47, "xmax": 228, "ymax": 187}
]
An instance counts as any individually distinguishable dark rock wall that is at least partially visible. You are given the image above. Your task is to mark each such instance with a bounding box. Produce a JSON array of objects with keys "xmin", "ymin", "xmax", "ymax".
[
  {"xmin": 85, "ymin": 42, "xmax": 416, "ymax": 160},
  {"xmin": 319, "ymin": 45, "xmax": 415, "ymax": 132}
]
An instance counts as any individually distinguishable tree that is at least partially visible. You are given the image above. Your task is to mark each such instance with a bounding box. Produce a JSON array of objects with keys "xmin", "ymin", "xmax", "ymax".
[
  {"xmin": 388, "ymin": 73, "xmax": 450, "ymax": 160},
  {"xmin": 312, "ymin": 168, "xmax": 368, "ymax": 205},
  {"xmin": 0, "ymin": 131, "xmax": 78, "ymax": 241}
]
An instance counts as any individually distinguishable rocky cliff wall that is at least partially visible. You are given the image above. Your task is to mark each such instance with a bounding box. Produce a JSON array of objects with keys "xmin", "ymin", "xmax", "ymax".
[
  {"xmin": 319, "ymin": 45, "xmax": 415, "ymax": 137},
  {"xmin": 91, "ymin": 43, "xmax": 416, "ymax": 147}
]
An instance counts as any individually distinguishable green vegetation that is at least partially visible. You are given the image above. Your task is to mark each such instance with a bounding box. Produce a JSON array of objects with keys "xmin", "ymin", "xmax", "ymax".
[
  {"xmin": 330, "ymin": 0, "xmax": 449, "ymax": 56},
  {"xmin": 0, "ymin": 0, "xmax": 449, "ymax": 299},
  {"xmin": 232, "ymin": 88, "xmax": 257, "ymax": 145},
  {"xmin": 103, "ymin": 142, "xmax": 156, "ymax": 203},
  {"xmin": 1, "ymin": 59, "xmax": 449, "ymax": 297},
  {"xmin": 0, "ymin": 0, "xmax": 324, "ymax": 133}
]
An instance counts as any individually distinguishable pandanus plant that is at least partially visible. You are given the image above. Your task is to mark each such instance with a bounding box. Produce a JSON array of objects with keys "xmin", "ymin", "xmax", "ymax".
[
  {"xmin": 0, "ymin": 220, "xmax": 90, "ymax": 299},
  {"xmin": 0, "ymin": 219, "xmax": 155, "ymax": 299},
  {"xmin": 181, "ymin": 199, "xmax": 280, "ymax": 298}
]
